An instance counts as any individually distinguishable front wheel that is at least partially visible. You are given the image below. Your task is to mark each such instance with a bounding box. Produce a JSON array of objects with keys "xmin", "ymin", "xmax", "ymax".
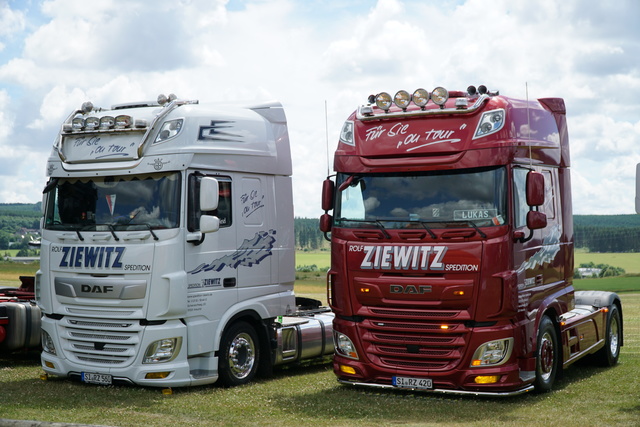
[
  {"xmin": 218, "ymin": 321, "xmax": 260, "ymax": 387},
  {"xmin": 533, "ymin": 316, "xmax": 559, "ymax": 393},
  {"xmin": 593, "ymin": 304, "xmax": 622, "ymax": 367}
]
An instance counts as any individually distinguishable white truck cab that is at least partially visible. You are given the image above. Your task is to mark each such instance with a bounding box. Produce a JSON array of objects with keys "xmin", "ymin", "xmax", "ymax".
[{"xmin": 38, "ymin": 95, "xmax": 332, "ymax": 387}]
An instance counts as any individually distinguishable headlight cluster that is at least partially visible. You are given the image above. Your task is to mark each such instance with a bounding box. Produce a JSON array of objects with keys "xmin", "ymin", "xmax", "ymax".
[
  {"xmin": 143, "ymin": 337, "xmax": 182, "ymax": 364},
  {"xmin": 370, "ymin": 87, "xmax": 451, "ymax": 112},
  {"xmin": 334, "ymin": 331, "xmax": 359, "ymax": 360},
  {"xmin": 470, "ymin": 338, "xmax": 513, "ymax": 367}
]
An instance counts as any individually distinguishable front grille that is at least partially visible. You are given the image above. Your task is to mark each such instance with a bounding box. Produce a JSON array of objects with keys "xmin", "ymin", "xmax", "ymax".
[
  {"xmin": 59, "ymin": 316, "xmax": 143, "ymax": 367},
  {"xmin": 360, "ymin": 311, "xmax": 470, "ymax": 372}
]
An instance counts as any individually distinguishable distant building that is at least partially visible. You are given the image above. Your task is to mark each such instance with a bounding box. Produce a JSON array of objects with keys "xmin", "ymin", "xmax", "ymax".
[{"xmin": 577, "ymin": 267, "xmax": 602, "ymax": 278}]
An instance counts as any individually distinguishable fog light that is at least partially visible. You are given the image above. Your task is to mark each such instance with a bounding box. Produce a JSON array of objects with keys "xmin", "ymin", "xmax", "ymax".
[
  {"xmin": 393, "ymin": 90, "xmax": 411, "ymax": 110},
  {"xmin": 474, "ymin": 375, "xmax": 500, "ymax": 384},
  {"xmin": 412, "ymin": 88, "xmax": 430, "ymax": 108},
  {"xmin": 44, "ymin": 361, "xmax": 55, "ymax": 369},
  {"xmin": 339, "ymin": 365, "xmax": 357, "ymax": 375},
  {"xmin": 145, "ymin": 372, "xmax": 171, "ymax": 379}
]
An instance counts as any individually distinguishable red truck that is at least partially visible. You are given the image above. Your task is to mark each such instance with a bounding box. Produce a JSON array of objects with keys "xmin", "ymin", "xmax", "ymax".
[
  {"xmin": 0, "ymin": 276, "xmax": 41, "ymax": 353},
  {"xmin": 320, "ymin": 86, "xmax": 623, "ymax": 396}
]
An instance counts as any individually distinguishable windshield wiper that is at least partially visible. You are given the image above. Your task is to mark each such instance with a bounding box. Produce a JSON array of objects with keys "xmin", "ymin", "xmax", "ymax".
[{"xmin": 416, "ymin": 222, "xmax": 437, "ymax": 239}]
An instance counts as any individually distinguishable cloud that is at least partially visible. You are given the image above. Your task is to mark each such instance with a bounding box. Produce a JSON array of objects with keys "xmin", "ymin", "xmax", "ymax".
[{"xmin": 0, "ymin": 0, "xmax": 638, "ymax": 219}]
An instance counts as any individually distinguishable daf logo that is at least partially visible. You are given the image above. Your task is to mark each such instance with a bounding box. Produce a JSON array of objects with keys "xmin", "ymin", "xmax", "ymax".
[
  {"xmin": 390, "ymin": 285, "xmax": 432, "ymax": 295},
  {"xmin": 81, "ymin": 285, "xmax": 114, "ymax": 294}
]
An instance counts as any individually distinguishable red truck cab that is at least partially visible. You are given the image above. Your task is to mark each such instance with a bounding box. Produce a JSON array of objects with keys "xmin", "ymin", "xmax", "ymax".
[{"xmin": 320, "ymin": 86, "xmax": 622, "ymax": 396}]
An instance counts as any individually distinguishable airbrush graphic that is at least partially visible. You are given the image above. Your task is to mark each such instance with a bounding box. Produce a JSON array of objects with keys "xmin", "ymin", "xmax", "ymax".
[
  {"xmin": 517, "ymin": 224, "xmax": 562, "ymax": 288},
  {"xmin": 188, "ymin": 229, "xmax": 276, "ymax": 274}
]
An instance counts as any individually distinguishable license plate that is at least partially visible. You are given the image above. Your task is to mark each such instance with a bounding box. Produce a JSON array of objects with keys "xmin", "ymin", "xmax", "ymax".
[
  {"xmin": 393, "ymin": 376, "xmax": 433, "ymax": 390},
  {"xmin": 81, "ymin": 372, "xmax": 112, "ymax": 385}
]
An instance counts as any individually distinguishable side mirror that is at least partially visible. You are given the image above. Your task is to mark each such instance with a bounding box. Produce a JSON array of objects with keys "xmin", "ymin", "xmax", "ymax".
[
  {"xmin": 200, "ymin": 177, "xmax": 219, "ymax": 211},
  {"xmin": 200, "ymin": 215, "xmax": 220, "ymax": 234},
  {"xmin": 526, "ymin": 171, "xmax": 544, "ymax": 207},
  {"xmin": 526, "ymin": 210, "xmax": 547, "ymax": 230},
  {"xmin": 322, "ymin": 179, "xmax": 335, "ymax": 212},
  {"xmin": 319, "ymin": 213, "xmax": 332, "ymax": 233}
]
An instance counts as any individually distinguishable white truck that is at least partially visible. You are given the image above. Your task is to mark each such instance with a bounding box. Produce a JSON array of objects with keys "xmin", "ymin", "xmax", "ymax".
[{"xmin": 37, "ymin": 95, "xmax": 333, "ymax": 387}]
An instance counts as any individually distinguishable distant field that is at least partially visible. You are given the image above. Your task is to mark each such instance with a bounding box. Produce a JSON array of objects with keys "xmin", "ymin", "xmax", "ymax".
[
  {"xmin": 574, "ymin": 251, "xmax": 640, "ymax": 274},
  {"xmin": 295, "ymin": 251, "xmax": 330, "ymax": 269}
]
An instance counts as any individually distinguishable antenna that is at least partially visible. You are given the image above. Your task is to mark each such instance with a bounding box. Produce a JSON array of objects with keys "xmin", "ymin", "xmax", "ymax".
[{"xmin": 325, "ymin": 100, "xmax": 330, "ymax": 176}]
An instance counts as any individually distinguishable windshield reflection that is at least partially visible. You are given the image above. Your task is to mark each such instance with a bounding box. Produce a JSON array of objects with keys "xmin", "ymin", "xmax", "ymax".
[
  {"xmin": 335, "ymin": 167, "xmax": 507, "ymax": 229},
  {"xmin": 44, "ymin": 172, "xmax": 181, "ymax": 231}
]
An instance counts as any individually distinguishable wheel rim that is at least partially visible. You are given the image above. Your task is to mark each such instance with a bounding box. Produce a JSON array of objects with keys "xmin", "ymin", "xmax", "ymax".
[
  {"xmin": 609, "ymin": 314, "xmax": 620, "ymax": 356},
  {"xmin": 539, "ymin": 331, "xmax": 555, "ymax": 381},
  {"xmin": 227, "ymin": 332, "xmax": 256, "ymax": 380}
]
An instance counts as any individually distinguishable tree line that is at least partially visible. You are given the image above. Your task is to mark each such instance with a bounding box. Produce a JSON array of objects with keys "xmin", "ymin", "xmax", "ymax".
[{"xmin": 1, "ymin": 204, "xmax": 639, "ymax": 253}]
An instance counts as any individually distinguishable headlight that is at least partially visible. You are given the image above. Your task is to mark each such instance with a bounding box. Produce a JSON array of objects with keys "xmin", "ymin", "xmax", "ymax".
[
  {"xmin": 473, "ymin": 108, "xmax": 505, "ymax": 139},
  {"xmin": 339, "ymin": 120, "xmax": 355, "ymax": 146},
  {"xmin": 154, "ymin": 119, "xmax": 184, "ymax": 143},
  {"xmin": 470, "ymin": 337, "xmax": 513, "ymax": 367},
  {"xmin": 143, "ymin": 337, "xmax": 182, "ymax": 363},
  {"xmin": 41, "ymin": 330, "xmax": 57, "ymax": 355},
  {"xmin": 334, "ymin": 331, "xmax": 359, "ymax": 360}
]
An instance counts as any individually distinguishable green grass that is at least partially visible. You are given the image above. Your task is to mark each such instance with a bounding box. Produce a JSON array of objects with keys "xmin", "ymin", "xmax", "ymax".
[
  {"xmin": 574, "ymin": 250, "xmax": 640, "ymax": 274},
  {"xmin": 295, "ymin": 251, "xmax": 330, "ymax": 270},
  {"xmin": 1, "ymin": 256, "xmax": 639, "ymax": 426}
]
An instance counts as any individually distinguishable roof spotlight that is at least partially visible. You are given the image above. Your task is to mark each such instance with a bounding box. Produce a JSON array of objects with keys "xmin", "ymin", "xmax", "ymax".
[
  {"xmin": 375, "ymin": 92, "xmax": 393, "ymax": 111},
  {"xmin": 412, "ymin": 88, "xmax": 430, "ymax": 108},
  {"xmin": 478, "ymin": 85, "xmax": 488, "ymax": 95},
  {"xmin": 467, "ymin": 86, "xmax": 477, "ymax": 96},
  {"xmin": 157, "ymin": 94, "xmax": 168, "ymax": 105},
  {"xmin": 81, "ymin": 101, "xmax": 94, "ymax": 114},
  {"xmin": 431, "ymin": 87, "xmax": 449, "ymax": 107},
  {"xmin": 393, "ymin": 90, "xmax": 411, "ymax": 110}
]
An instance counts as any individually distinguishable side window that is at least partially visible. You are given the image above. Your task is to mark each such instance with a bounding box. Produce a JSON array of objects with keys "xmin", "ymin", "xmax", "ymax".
[
  {"xmin": 542, "ymin": 170, "xmax": 556, "ymax": 220},
  {"xmin": 188, "ymin": 174, "xmax": 232, "ymax": 231},
  {"xmin": 513, "ymin": 168, "xmax": 528, "ymax": 228}
]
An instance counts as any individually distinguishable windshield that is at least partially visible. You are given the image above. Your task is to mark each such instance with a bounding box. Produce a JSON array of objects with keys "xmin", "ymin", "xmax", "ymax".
[
  {"xmin": 44, "ymin": 172, "xmax": 181, "ymax": 231},
  {"xmin": 334, "ymin": 167, "xmax": 507, "ymax": 229}
]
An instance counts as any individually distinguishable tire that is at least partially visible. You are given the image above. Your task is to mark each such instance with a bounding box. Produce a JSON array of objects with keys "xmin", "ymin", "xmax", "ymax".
[
  {"xmin": 218, "ymin": 321, "xmax": 260, "ymax": 387},
  {"xmin": 533, "ymin": 316, "xmax": 559, "ymax": 393},
  {"xmin": 593, "ymin": 304, "xmax": 621, "ymax": 367}
]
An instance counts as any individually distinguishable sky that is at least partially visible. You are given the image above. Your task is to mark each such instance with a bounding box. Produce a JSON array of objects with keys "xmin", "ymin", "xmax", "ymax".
[{"xmin": 0, "ymin": 0, "xmax": 639, "ymax": 218}]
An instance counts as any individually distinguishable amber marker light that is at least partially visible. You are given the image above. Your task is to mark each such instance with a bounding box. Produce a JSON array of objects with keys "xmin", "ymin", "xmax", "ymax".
[
  {"xmin": 440, "ymin": 325, "xmax": 450, "ymax": 330},
  {"xmin": 359, "ymin": 287, "xmax": 371, "ymax": 293},
  {"xmin": 454, "ymin": 290, "xmax": 465, "ymax": 296}
]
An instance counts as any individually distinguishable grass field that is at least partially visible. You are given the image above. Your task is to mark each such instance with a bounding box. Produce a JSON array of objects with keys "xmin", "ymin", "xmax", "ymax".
[{"xmin": 1, "ymin": 256, "xmax": 639, "ymax": 426}]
